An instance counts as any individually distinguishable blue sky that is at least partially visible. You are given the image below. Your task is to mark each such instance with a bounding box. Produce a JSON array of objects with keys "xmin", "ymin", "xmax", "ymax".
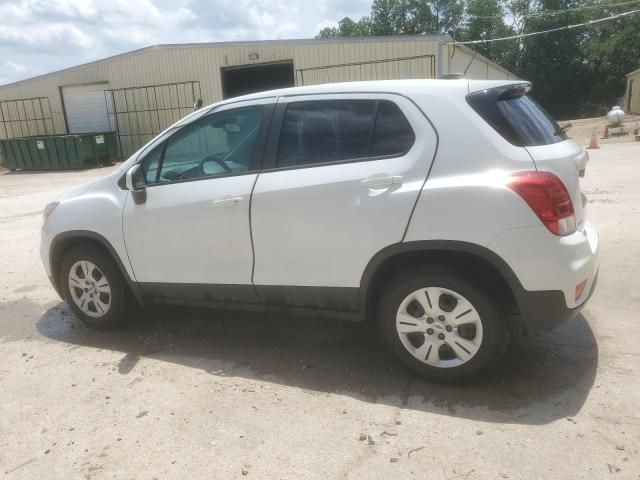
[{"xmin": 0, "ymin": 0, "xmax": 371, "ymax": 85}]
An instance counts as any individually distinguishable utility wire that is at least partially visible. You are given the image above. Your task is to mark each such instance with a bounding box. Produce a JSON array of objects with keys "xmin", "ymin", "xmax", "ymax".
[
  {"xmin": 449, "ymin": 8, "xmax": 640, "ymax": 45},
  {"xmin": 468, "ymin": 0, "xmax": 640, "ymax": 20}
]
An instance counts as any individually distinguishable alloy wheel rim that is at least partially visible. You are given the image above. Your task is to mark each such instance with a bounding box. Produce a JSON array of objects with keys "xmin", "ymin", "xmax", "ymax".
[
  {"xmin": 68, "ymin": 260, "xmax": 111, "ymax": 318},
  {"xmin": 395, "ymin": 287, "xmax": 483, "ymax": 368}
]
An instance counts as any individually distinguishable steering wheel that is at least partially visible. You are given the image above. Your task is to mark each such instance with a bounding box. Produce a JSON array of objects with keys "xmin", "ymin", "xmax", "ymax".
[{"xmin": 200, "ymin": 155, "xmax": 232, "ymax": 174}]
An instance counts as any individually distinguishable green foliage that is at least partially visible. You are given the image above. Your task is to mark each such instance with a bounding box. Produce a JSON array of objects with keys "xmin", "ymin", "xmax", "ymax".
[
  {"xmin": 583, "ymin": 2, "xmax": 640, "ymax": 114},
  {"xmin": 370, "ymin": 0, "xmax": 436, "ymax": 34},
  {"xmin": 316, "ymin": 0, "xmax": 640, "ymax": 118},
  {"xmin": 317, "ymin": 16, "xmax": 372, "ymax": 37},
  {"xmin": 458, "ymin": 0, "xmax": 515, "ymax": 68}
]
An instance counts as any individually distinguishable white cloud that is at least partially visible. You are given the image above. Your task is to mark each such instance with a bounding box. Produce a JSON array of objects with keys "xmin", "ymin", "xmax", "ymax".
[
  {"xmin": 0, "ymin": 0, "xmax": 371, "ymax": 85},
  {"xmin": 0, "ymin": 23, "xmax": 99, "ymax": 50},
  {"xmin": 5, "ymin": 60, "xmax": 29, "ymax": 74},
  {"xmin": 28, "ymin": 0, "xmax": 100, "ymax": 21},
  {"xmin": 175, "ymin": 7, "xmax": 197, "ymax": 23}
]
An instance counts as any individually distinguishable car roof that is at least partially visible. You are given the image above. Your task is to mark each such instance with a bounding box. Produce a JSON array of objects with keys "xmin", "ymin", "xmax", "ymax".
[{"xmin": 211, "ymin": 79, "xmax": 526, "ymax": 108}]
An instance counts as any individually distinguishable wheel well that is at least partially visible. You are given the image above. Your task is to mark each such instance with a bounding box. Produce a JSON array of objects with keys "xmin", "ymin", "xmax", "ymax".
[
  {"xmin": 51, "ymin": 237, "xmax": 111, "ymax": 290},
  {"xmin": 364, "ymin": 249, "xmax": 519, "ymax": 325}
]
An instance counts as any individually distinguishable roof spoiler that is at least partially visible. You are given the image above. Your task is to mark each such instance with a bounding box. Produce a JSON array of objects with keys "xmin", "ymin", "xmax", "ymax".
[
  {"xmin": 498, "ymin": 83, "xmax": 531, "ymax": 100},
  {"xmin": 439, "ymin": 73, "xmax": 466, "ymax": 80}
]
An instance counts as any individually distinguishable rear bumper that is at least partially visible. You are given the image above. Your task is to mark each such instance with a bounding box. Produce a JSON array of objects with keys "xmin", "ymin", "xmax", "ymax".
[
  {"xmin": 518, "ymin": 270, "xmax": 598, "ymax": 334},
  {"xmin": 489, "ymin": 221, "xmax": 599, "ymax": 304},
  {"xmin": 489, "ymin": 221, "xmax": 599, "ymax": 333}
]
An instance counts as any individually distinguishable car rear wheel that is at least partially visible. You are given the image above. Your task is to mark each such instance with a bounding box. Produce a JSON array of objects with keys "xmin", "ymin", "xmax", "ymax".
[
  {"xmin": 378, "ymin": 267, "xmax": 509, "ymax": 381},
  {"xmin": 60, "ymin": 245, "xmax": 128, "ymax": 329}
]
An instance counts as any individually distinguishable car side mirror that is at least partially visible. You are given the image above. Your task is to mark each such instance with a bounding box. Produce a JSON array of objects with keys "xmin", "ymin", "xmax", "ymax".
[{"xmin": 125, "ymin": 164, "xmax": 147, "ymax": 205}]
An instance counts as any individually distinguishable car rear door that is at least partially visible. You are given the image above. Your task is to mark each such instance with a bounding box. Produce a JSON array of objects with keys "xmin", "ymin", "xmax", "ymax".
[{"xmin": 250, "ymin": 93, "xmax": 438, "ymax": 311}]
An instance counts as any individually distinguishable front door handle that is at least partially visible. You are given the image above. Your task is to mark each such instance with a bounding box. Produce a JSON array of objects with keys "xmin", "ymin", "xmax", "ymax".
[
  {"xmin": 360, "ymin": 176, "xmax": 402, "ymax": 189},
  {"xmin": 211, "ymin": 196, "xmax": 243, "ymax": 208}
]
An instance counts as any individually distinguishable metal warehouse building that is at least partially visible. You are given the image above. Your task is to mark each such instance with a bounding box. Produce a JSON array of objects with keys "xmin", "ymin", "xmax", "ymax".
[
  {"xmin": 627, "ymin": 67, "xmax": 640, "ymax": 114},
  {"xmin": 0, "ymin": 35, "xmax": 516, "ymax": 158}
]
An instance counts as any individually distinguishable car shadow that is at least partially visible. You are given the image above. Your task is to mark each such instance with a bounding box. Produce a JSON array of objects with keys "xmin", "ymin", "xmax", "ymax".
[{"xmin": 27, "ymin": 299, "xmax": 598, "ymax": 425}]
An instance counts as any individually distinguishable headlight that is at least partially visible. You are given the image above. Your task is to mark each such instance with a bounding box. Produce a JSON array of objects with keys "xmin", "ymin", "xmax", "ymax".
[{"xmin": 43, "ymin": 201, "xmax": 60, "ymax": 221}]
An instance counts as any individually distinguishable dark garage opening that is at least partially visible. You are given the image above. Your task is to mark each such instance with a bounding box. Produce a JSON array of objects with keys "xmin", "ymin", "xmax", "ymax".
[{"xmin": 221, "ymin": 61, "xmax": 295, "ymax": 99}]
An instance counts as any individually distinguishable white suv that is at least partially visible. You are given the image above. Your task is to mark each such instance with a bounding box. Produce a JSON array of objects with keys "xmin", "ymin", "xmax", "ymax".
[{"xmin": 40, "ymin": 79, "xmax": 599, "ymax": 380}]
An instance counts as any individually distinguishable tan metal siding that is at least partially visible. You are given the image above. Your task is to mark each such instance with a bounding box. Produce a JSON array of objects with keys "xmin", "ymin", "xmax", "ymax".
[
  {"xmin": 0, "ymin": 38, "xmax": 515, "ymax": 145},
  {"xmin": 446, "ymin": 45, "xmax": 512, "ymax": 80},
  {"xmin": 627, "ymin": 72, "xmax": 640, "ymax": 114}
]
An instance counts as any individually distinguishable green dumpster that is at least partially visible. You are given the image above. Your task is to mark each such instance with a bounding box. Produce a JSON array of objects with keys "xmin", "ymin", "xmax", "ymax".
[{"xmin": 0, "ymin": 132, "xmax": 119, "ymax": 171}]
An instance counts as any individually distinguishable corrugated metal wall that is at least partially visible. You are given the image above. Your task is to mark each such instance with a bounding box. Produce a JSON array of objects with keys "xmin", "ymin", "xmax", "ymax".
[
  {"xmin": 447, "ymin": 45, "xmax": 515, "ymax": 80},
  {"xmin": 627, "ymin": 72, "xmax": 640, "ymax": 114},
  {"xmin": 0, "ymin": 37, "xmax": 514, "ymax": 156}
]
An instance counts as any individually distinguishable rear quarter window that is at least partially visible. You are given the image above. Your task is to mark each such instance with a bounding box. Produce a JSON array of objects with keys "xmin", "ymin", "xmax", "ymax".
[{"xmin": 467, "ymin": 85, "xmax": 567, "ymax": 147}]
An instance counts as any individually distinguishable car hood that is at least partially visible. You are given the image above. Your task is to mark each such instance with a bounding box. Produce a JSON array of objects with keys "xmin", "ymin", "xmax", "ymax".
[{"xmin": 56, "ymin": 180, "xmax": 95, "ymax": 202}]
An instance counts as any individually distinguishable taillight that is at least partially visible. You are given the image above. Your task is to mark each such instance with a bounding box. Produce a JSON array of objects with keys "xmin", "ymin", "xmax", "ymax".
[{"xmin": 507, "ymin": 171, "xmax": 576, "ymax": 236}]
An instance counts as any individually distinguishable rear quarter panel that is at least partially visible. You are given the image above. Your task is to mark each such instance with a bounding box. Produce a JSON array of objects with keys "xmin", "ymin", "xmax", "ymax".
[{"xmin": 404, "ymin": 90, "xmax": 540, "ymax": 245}]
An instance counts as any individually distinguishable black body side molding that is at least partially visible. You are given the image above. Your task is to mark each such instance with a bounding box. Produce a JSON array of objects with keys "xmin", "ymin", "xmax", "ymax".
[{"xmin": 48, "ymin": 234, "xmax": 582, "ymax": 334}]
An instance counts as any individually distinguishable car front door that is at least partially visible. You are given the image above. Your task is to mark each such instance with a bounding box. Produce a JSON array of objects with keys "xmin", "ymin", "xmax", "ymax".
[
  {"xmin": 122, "ymin": 99, "xmax": 274, "ymax": 304},
  {"xmin": 250, "ymin": 94, "xmax": 438, "ymax": 311}
]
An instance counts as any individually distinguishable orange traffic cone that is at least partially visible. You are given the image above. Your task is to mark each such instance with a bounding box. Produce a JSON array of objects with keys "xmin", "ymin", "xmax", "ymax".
[
  {"xmin": 588, "ymin": 129, "xmax": 599, "ymax": 149},
  {"xmin": 603, "ymin": 125, "xmax": 609, "ymax": 139}
]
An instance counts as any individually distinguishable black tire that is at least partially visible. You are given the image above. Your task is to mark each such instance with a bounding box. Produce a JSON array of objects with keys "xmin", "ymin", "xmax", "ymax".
[
  {"xmin": 378, "ymin": 266, "xmax": 509, "ymax": 381},
  {"xmin": 60, "ymin": 245, "xmax": 128, "ymax": 329}
]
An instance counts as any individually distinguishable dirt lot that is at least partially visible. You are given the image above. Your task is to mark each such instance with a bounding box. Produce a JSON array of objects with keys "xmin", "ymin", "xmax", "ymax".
[
  {"xmin": 1, "ymin": 143, "xmax": 640, "ymax": 480},
  {"xmin": 567, "ymin": 112, "xmax": 640, "ymax": 146}
]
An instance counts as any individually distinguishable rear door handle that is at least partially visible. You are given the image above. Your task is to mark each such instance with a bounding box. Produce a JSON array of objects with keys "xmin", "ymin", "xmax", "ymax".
[
  {"xmin": 360, "ymin": 176, "xmax": 402, "ymax": 189},
  {"xmin": 211, "ymin": 196, "xmax": 243, "ymax": 208}
]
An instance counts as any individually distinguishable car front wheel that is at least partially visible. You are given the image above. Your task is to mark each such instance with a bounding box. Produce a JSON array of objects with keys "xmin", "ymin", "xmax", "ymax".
[{"xmin": 60, "ymin": 245, "xmax": 128, "ymax": 329}]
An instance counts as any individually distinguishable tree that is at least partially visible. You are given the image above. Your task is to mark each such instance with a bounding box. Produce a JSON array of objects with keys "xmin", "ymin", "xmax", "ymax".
[
  {"xmin": 503, "ymin": 0, "xmax": 536, "ymax": 70},
  {"xmin": 584, "ymin": 2, "xmax": 640, "ymax": 113},
  {"xmin": 516, "ymin": 0, "xmax": 592, "ymax": 118},
  {"xmin": 458, "ymin": 0, "xmax": 515, "ymax": 68},
  {"xmin": 315, "ymin": 0, "xmax": 640, "ymax": 118},
  {"xmin": 430, "ymin": 0, "xmax": 466, "ymax": 36},
  {"xmin": 369, "ymin": 0, "xmax": 436, "ymax": 35},
  {"xmin": 316, "ymin": 16, "xmax": 372, "ymax": 38},
  {"xmin": 318, "ymin": 0, "xmax": 467, "ymax": 37}
]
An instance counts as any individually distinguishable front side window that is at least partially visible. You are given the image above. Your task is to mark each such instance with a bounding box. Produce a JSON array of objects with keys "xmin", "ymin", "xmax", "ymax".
[
  {"xmin": 142, "ymin": 105, "xmax": 264, "ymax": 184},
  {"xmin": 276, "ymin": 99, "xmax": 415, "ymax": 168}
]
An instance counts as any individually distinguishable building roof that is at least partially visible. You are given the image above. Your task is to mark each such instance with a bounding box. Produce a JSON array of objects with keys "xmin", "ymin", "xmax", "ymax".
[
  {"xmin": 627, "ymin": 67, "xmax": 640, "ymax": 77},
  {"xmin": 0, "ymin": 34, "xmax": 514, "ymax": 90},
  {"xmin": 0, "ymin": 35, "xmax": 448, "ymax": 89}
]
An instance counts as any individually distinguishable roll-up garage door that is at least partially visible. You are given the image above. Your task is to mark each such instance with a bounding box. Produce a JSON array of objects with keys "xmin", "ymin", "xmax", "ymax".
[{"xmin": 61, "ymin": 83, "xmax": 113, "ymax": 134}]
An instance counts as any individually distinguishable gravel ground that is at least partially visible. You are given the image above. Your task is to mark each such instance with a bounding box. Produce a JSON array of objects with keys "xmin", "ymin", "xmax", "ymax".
[
  {"xmin": 1, "ymin": 144, "xmax": 640, "ymax": 479},
  {"xmin": 566, "ymin": 113, "xmax": 640, "ymax": 146}
]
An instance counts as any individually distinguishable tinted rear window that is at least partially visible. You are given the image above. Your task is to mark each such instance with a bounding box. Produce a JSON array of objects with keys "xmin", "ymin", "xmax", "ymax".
[
  {"xmin": 276, "ymin": 99, "xmax": 415, "ymax": 168},
  {"xmin": 467, "ymin": 86, "xmax": 566, "ymax": 147}
]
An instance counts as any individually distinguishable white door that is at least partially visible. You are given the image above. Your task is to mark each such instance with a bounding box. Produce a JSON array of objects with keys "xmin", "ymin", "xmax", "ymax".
[
  {"xmin": 250, "ymin": 94, "xmax": 438, "ymax": 307},
  {"xmin": 61, "ymin": 83, "xmax": 113, "ymax": 133},
  {"xmin": 122, "ymin": 100, "xmax": 273, "ymax": 302}
]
